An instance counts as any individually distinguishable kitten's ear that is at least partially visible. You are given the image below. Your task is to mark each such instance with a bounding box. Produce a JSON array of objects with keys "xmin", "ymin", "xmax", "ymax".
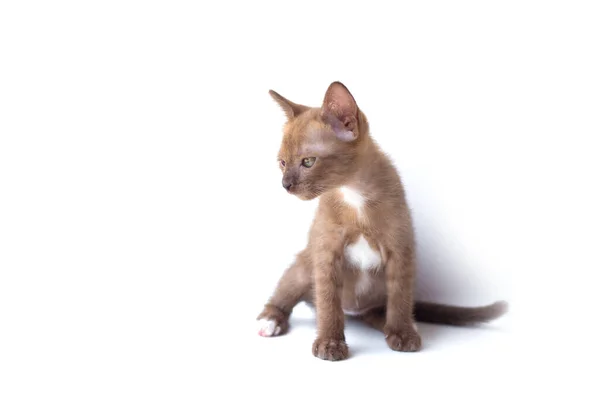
[
  {"xmin": 268, "ymin": 90, "xmax": 309, "ymax": 120},
  {"xmin": 321, "ymin": 81, "xmax": 359, "ymax": 142}
]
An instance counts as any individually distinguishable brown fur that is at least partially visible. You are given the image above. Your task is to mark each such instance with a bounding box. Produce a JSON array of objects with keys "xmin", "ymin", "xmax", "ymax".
[{"xmin": 257, "ymin": 81, "xmax": 508, "ymax": 361}]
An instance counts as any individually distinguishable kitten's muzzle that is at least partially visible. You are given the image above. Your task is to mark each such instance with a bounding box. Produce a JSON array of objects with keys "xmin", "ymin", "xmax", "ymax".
[{"xmin": 282, "ymin": 178, "xmax": 293, "ymax": 191}]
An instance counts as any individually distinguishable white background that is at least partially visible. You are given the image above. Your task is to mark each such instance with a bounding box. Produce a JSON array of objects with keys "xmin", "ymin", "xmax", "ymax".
[{"xmin": 1, "ymin": 1, "xmax": 599, "ymax": 399}]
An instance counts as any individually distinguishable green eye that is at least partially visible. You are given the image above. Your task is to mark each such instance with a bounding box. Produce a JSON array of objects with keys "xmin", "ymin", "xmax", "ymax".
[{"xmin": 302, "ymin": 157, "xmax": 316, "ymax": 168}]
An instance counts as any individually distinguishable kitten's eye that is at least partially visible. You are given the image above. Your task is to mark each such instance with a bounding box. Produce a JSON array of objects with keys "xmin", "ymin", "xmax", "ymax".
[
  {"xmin": 301, "ymin": 157, "xmax": 316, "ymax": 168},
  {"xmin": 280, "ymin": 160, "xmax": 286, "ymax": 167}
]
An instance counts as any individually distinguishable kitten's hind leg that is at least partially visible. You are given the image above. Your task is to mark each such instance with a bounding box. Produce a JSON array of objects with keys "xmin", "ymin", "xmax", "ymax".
[{"xmin": 257, "ymin": 250, "xmax": 312, "ymax": 337}]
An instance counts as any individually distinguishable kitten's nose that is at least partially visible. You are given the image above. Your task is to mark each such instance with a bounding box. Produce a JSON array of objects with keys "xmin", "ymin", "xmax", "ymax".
[{"xmin": 282, "ymin": 179, "xmax": 293, "ymax": 191}]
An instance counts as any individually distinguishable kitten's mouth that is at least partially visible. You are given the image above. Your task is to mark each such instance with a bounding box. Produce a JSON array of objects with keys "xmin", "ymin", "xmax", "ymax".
[
  {"xmin": 292, "ymin": 188, "xmax": 324, "ymax": 201},
  {"xmin": 283, "ymin": 182, "xmax": 325, "ymax": 200}
]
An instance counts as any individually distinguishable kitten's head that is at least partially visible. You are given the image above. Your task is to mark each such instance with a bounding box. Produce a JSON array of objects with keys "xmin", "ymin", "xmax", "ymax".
[{"xmin": 269, "ymin": 81, "xmax": 368, "ymax": 200}]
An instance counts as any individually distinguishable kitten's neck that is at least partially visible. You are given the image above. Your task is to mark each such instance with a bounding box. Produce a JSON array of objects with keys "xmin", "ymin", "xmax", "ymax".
[
  {"xmin": 343, "ymin": 135, "xmax": 382, "ymax": 190},
  {"xmin": 328, "ymin": 134, "xmax": 385, "ymax": 200}
]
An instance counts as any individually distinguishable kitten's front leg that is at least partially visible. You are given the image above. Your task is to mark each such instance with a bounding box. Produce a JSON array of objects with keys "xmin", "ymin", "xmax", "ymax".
[
  {"xmin": 257, "ymin": 251, "xmax": 311, "ymax": 337},
  {"xmin": 384, "ymin": 246, "xmax": 422, "ymax": 352},
  {"xmin": 312, "ymin": 245, "xmax": 348, "ymax": 361}
]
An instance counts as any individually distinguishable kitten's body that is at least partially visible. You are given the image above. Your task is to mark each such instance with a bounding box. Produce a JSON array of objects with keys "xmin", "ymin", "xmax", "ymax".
[{"xmin": 257, "ymin": 82, "xmax": 507, "ymax": 361}]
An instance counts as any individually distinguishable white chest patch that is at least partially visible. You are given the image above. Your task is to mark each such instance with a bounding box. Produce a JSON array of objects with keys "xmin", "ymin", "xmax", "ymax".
[
  {"xmin": 339, "ymin": 186, "xmax": 365, "ymax": 213},
  {"xmin": 344, "ymin": 235, "xmax": 382, "ymax": 271}
]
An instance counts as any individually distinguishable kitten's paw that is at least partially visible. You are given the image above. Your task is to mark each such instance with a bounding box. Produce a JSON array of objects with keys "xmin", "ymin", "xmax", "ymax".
[
  {"xmin": 257, "ymin": 318, "xmax": 285, "ymax": 337},
  {"xmin": 312, "ymin": 337, "xmax": 349, "ymax": 361},
  {"xmin": 385, "ymin": 326, "xmax": 422, "ymax": 352},
  {"xmin": 256, "ymin": 305, "xmax": 289, "ymax": 337}
]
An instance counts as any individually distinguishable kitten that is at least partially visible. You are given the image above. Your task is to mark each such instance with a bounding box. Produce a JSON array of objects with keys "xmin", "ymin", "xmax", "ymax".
[{"xmin": 257, "ymin": 81, "xmax": 508, "ymax": 361}]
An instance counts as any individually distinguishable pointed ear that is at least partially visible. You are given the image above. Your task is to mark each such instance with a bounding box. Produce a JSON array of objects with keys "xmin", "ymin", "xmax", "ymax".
[
  {"xmin": 268, "ymin": 90, "xmax": 309, "ymax": 120},
  {"xmin": 321, "ymin": 81, "xmax": 359, "ymax": 142}
]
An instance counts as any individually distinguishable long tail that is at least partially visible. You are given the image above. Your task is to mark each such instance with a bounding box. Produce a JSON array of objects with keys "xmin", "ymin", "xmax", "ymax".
[{"xmin": 413, "ymin": 300, "xmax": 508, "ymax": 326}]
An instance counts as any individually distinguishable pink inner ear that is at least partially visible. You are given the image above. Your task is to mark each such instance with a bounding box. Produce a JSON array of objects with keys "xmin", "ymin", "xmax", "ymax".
[
  {"xmin": 322, "ymin": 82, "xmax": 358, "ymax": 121},
  {"xmin": 321, "ymin": 82, "xmax": 359, "ymax": 142},
  {"xmin": 322, "ymin": 111, "xmax": 358, "ymax": 142}
]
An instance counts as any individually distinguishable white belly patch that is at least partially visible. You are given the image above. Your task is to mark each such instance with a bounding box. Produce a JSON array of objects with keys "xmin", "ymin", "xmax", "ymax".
[{"xmin": 344, "ymin": 235, "xmax": 381, "ymax": 271}]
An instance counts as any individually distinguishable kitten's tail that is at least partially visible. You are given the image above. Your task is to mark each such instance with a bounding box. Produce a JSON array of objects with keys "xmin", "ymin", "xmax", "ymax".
[{"xmin": 413, "ymin": 300, "xmax": 508, "ymax": 326}]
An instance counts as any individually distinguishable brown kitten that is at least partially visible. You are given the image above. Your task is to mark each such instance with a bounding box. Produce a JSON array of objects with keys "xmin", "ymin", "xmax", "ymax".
[{"xmin": 257, "ymin": 81, "xmax": 508, "ymax": 361}]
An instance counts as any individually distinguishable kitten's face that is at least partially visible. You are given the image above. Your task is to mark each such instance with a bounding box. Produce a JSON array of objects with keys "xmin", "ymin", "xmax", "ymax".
[
  {"xmin": 270, "ymin": 82, "xmax": 363, "ymax": 200},
  {"xmin": 277, "ymin": 110, "xmax": 358, "ymax": 200}
]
